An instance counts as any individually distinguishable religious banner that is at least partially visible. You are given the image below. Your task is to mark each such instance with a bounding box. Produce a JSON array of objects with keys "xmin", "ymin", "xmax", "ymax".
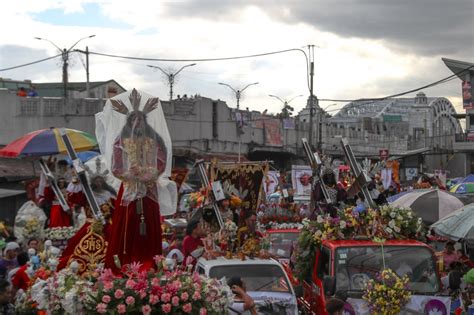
[
  {"xmin": 170, "ymin": 168, "xmax": 189, "ymax": 193},
  {"xmin": 405, "ymin": 168, "xmax": 418, "ymax": 181},
  {"xmin": 264, "ymin": 118, "xmax": 283, "ymax": 146},
  {"xmin": 263, "ymin": 170, "xmax": 280, "ymax": 196},
  {"xmin": 462, "ymin": 80, "xmax": 474, "ymax": 109},
  {"xmin": 291, "ymin": 165, "xmax": 312, "ymax": 196},
  {"xmin": 210, "ymin": 162, "xmax": 268, "ymax": 214}
]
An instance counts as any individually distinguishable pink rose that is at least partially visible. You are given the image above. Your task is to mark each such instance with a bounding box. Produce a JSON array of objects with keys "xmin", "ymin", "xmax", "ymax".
[
  {"xmin": 180, "ymin": 292, "xmax": 189, "ymax": 301},
  {"xmin": 183, "ymin": 303, "xmax": 192, "ymax": 313},
  {"xmin": 142, "ymin": 305, "xmax": 152, "ymax": 315},
  {"xmin": 114, "ymin": 289, "xmax": 125, "ymax": 299},
  {"xmin": 96, "ymin": 303, "xmax": 107, "ymax": 314},
  {"xmin": 192, "ymin": 291, "xmax": 201, "ymax": 301},
  {"xmin": 125, "ymin": 279, "xmax": 136, "ymax": 289},
  {"xmin": 161, "ymin": 293, "xmax": 171, "ymax": 303},
  {"xmin": 140, "ymin": 290, "xmax": 147, "ymax": 299},
  {"xmin": 117, "ymin": 304, "xmax": 127, "ymax": 314},
  {"xmin": 161, "ymin": 303, "xmax": 172, "ymax": 313},
  {"xmin": 200, "ymin": 307, "xmax": 207, "ymax": 315},
  {"xmin": 151, "ymin": 278, "xmax": 160, "ymax": 287},
  {"xmin": 149, "ymin": 294, "xmax": 160, "ymax": 305},
  {"xmin": 125, "ymin": 296, "xmax": 135, "ymax": 305},
  {"xmin": 103, "ymin": 281, "xmax": 114, "ymax": 291},
  {"xmin": 102, "ymin": 295, "xmax": 111, "ymax": 304},
  {"xmin": 172, "ymin": 296, "xmax": 180, "ymax": 306}
]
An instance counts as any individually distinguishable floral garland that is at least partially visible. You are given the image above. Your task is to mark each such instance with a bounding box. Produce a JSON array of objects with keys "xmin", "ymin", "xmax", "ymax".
[
  {"xmin": 44, "ymin": 227, "xmax": 78, "ymax": 241},
  {"xmin": 362, "ymin": 268, "xmax": 411, "ymax": 314},
  {"xmin": 294, "ymin": 205, "xmax": 425, "ymax": 280},
  {"xmin": 257, "ymin": 202, "xmax": 302, "ymax": 229},
  {"xmin": 17, "ymin": 256, "xmax": 233, "ymax": 315}
]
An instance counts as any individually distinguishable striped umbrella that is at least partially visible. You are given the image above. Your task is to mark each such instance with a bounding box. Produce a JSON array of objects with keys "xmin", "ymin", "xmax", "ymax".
[
  {"xmin": 0, "ymin": 128, "xmax": 97, "ymax": 157},
  {"xmin": 391, "ymin": 189, "xmax": 464, "ymax": 225},
  {"xmin": 431, "ymin": 203, "xmax": 474, "ymax": 243}
]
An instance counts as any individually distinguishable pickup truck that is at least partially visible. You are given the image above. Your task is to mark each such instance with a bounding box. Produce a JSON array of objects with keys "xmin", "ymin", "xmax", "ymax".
[
  {"xmin": 296, "ymin": 239, "xmax": 451, "ymax": 314},
  {"xmin": 196, "ymin": 257, "xmax": 299, "ymax": 315}
]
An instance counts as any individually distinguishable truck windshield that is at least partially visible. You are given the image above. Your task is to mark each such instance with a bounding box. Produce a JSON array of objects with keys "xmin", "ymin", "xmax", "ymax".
[
  {"xmin": 268, "ymin": 232, "xmax": 299, "ymax": 258},
  {"xmin": 209, "ymin": 265, "xmax": 291, "ymax": 293},
  {"xmin": 335, "ymin": 246, "xmax": 439, "ymax": 294}
]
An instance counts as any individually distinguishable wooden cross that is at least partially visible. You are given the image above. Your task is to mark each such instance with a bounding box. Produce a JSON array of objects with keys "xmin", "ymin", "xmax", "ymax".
[
  {"xmin": 340, "ymin": 138, "xmax": 376, "ymax": 208},
  {"xmin": 302, "ymin": 138, "xmax": 333, "ymax": 206}
]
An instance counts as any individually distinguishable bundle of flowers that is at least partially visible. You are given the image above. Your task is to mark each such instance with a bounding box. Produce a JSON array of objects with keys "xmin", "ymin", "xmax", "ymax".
[
  {"xmin": 186, "ymin": 190, "xmax": 208, "ymax": 209},
  {"xmin": 258, "ymin": 203, "xmax": 302, "ymax": 228},
  {"xmin": 14, "ymin": 201, "xmax": 47, "ymax": 243},
  {"xmin": 87, "ymin": 257, "xmax": 232, "ymax": 314},
  {"xmin": 18, "ymin": 256, "xmax": 233, "ymax": 314},
  {"xmin": 294, "ymin": 205, "xmax": 425, "ymax": 280},
  {"xmin": 362, "ymin": 268, "xmax": 411, "ymax": 315},
  {"xmin": 44, "ymin": 226, "xmax": 78, "ymax": 241},
  {"xmin": 16, "ymin": 267, "xmax": 94, "ymax": 314}
]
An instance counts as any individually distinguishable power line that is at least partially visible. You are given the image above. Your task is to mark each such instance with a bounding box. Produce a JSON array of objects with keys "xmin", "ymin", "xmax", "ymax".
[{"xmin": 0, "ymin": 53, "xmax": 63, "ymax": 71}]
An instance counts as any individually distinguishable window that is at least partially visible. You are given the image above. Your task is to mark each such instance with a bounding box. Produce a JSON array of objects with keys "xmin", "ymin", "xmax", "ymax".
[
  {"xmin": 196, "ymin": 266, "xmax": 205, "ymax": 275},
  {"xmin": 317, "ymin": 247, "xmax": 330, "ymax": 279}
]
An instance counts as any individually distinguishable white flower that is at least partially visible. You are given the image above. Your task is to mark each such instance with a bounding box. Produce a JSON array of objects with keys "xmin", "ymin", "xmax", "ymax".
[
  {"xmin": 390, "ymin": 212, "xmax": 396, "ymax": 218},
  {"xmin": 394, "ymin": 226, "xmax": 401, "ymax": 233},
  {"xmin": 339, "ymin": 220, "xmax": 347, "ymax": 229},
  {"xmin": 302, "ymin": 218, "xmax": 310, "ymax": 228},
  {"xmin": 317, "ymin": 215, "xmax": 324, "ymax": 223},
  {"xmin": 314, "ymin": 230, "xmax": 323, "ymax": 238},
  {"xmin": 385, "ymin": 227, "xmax": 393, "ymax": 234},
  {"xmin": 388, "ymin": 220, "xmax": 396, "ymax": 228},
  {"xmin": 397, "ymin": 215, "xmax": 403, "ymax": 221}
]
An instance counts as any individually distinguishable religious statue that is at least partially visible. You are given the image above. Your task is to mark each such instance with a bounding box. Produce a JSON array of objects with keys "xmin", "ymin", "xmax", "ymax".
[{"xmin": 104, "ymin": 89, "xmax": 170, "ymax": 272}]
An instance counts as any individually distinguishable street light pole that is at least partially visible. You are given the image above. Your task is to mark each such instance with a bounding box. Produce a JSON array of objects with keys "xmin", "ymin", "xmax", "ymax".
[
  {"xmin": 269, "ymin": 94, "xmax": 303, "ymax": 117},
  {"xmin": 219, "ymin": 82, "xmax": 258, "ymax": 110},
  {"xmin": 35, "ymin": 35, "xmax": 95, "ymax": 98},
  {"xmin": 147, "ymin": 63, "xmax": 196, "ymax": 101},
  {"xmin": 307, "ymin": 45, "xmax": 315, "ymax": 149},
  {"xmin": 218, "ymin": 82, "xmax": 259, "ymax": 162}
]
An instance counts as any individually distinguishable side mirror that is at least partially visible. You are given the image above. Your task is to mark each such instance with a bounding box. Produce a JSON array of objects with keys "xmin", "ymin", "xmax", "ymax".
[
  {"xmin": 294, "ymin": 285, "xmax": 303, "ymax": 298},
  {"xmin": 323, "ymin": 276, "xmax": 336, "ymax": 296}
]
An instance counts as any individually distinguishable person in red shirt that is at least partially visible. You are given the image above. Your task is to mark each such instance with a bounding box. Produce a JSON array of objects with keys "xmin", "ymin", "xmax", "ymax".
[
  {"xmin": 11, "ymin": 252, "xmax": 30, "ymax": 294},
  {"xmin": 182, "ymin": 220, "xmax": 204, "ymax": 266}
]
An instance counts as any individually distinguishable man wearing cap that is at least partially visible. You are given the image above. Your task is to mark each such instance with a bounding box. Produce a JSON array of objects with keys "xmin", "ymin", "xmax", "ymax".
[{"xmin": 0, "ymin": 243, "xmax": 19, "ymax": 272}]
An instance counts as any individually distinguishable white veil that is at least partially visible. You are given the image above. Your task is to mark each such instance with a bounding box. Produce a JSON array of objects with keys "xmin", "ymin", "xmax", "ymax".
[{"xmin": 95, "ymin": 89, "xmax": 177, "ymax": 216}]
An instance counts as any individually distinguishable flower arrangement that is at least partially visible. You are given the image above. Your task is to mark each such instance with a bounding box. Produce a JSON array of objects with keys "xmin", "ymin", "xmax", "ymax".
[
  {"xmin": 44, "ymin": 227, "xmax": 78, "ymax": 241},
  {"xmin": 294, "ymin": 205, "xmax": 425, "ymax": 280},
  {"xmin": 18, "ymin": 256, "xmax": 233, "ymax": 315},
  {"xmin": 258, "ymin": 202, "xmax": 302, "ymax": 229},
  {"xmin": 187, "ymin": 190, "xmax": 208, "ymax": 209},
  {"xmin": 362, "ymin": 268, "xmax": 411, "ymax": 315},
  {"xmin": 87, "ymin": 257, "xmax": 232, "ymax": 314}
]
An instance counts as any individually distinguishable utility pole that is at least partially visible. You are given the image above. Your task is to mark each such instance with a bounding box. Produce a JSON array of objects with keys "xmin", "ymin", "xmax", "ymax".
[
  {"xmin": 219, "ymin": 82, "xmax": 259, "ymax": 110},
  {"xmin": 35, "ymin": 35, "xmax": 95, "ymax": 98},
  {"xmin": 85, "ymin": 46, "xmax": 90, "ymax": 97},
  {"xmin": 218, "ymin": 81, "xmax": 259, "ymax": 162},
  {"xmin": 308, "ymin": 45, "xmax": 315, "ymax": 149},
  {"xmin": 147, "ymin": 63, "xmax": 196, "ymax": 101}
]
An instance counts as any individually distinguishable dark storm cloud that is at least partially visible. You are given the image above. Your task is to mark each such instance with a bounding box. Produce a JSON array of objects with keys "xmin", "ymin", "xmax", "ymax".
[{"xmin": 164, "ymin": 0, "xmax": 474, "ymax": 57}]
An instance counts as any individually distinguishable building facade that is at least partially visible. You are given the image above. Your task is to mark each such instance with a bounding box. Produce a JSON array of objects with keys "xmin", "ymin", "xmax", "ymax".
[{"xmin": 321, "ymin": 92, "xmax": 463, "ymax": 178}]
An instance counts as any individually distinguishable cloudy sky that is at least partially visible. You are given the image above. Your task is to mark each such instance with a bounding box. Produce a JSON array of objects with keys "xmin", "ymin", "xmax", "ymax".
[{"xmin": 0, "ymin": 0, "xmax": 473, "ymax": 115}]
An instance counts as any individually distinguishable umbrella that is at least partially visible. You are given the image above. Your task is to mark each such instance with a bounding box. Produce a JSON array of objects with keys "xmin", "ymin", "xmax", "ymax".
[
  {"xmin": 461, "ymin": 174, "xmax": 474, "ymax": 183},
  {"xmin": 450, "ymin": 182, "xmax": 474, "ymax": 194},
  {"xmin": 391, "ymin": 189, "xmax": 464, "ymax": 225},
  {"xmin": 0, "ymin": 128, "xmax": 97, "ymax": 157},
  {"xmin": 386, "ymin": 190, "xmax": 417, "ymax": 203},
  {"xmin": 64, "ymin": 151, "xmax": 99, "ymax": 165},
  {"xmin": 431, "ymin": 203, "xmax": 474, "ymax": 243}
]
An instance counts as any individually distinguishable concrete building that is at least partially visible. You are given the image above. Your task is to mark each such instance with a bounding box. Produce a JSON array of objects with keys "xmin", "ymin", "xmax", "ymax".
[
  {"xmin": 34, "ymin": 80, "xmax": 125, "ymax": 99},
  {"xmin": 321, "ymin": 92, "xmax": 464, "ymax": 178},
  {"xmin": 443, "ymin": 58, "xmax": 474, "ymax": 175}
]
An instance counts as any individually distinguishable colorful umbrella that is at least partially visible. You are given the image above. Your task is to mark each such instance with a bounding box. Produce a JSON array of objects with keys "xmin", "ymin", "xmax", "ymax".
[
  {"xmin": 0, "ymin": 128, "xmax": 97, "ymax": 157},
  {"xmin": 449, "ymin": 182, "xmax": 474, "ymax": 194},
  {"xmin": 64, "ymin": 151, "xmax": 99, "ymax": 165},
  {"xmin": 391, "ymin": 189, "xmax": 463, "ymax": 225},
  {"xmin": 461, "ymin": 174, "xmax": 474, "ymax": 183}
]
